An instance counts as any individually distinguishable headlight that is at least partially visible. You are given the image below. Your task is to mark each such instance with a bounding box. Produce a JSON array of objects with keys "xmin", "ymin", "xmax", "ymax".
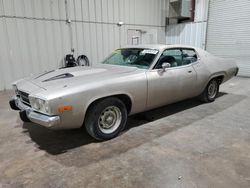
[{"xmin": 29, "ymin": 97, "xmax": 50, "ymax": 114}]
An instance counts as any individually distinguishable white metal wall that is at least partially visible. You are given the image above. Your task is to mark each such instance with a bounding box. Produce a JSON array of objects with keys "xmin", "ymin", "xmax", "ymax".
[
  {"xmin": 0, "ymin": 0, "xmax": 70, "ymax": 91},
  {"xmin": 166, "ymin": 22, "xmax": 207, "ymax": 49},
  {"xmin": 0, "ymin": 0, "xmax": 168, "ymax": 90},
  {"xmin": 166, "ymin": 0, "xmax": 209, "ymax": 49},
  {"xmin": 206, "ymin": 0, "xmax": 250, "ymax": 77}
]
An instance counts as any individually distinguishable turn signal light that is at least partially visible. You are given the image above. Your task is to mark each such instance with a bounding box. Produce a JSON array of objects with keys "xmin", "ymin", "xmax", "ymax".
[{"xmin": 58, "ymin": 106, "xmax": 73, "ymax": 113}]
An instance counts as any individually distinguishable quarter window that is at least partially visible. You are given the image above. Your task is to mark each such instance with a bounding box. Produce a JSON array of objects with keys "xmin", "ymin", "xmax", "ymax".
[{"xmin": 182, "ymin": 49, "xmax": 197, "ymax": 65}]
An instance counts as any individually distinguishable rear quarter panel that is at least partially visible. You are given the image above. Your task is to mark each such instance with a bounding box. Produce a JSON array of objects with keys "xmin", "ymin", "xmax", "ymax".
[{"xmin": 194, "ymin": 48, "xmax": 237, "ymax": 94}]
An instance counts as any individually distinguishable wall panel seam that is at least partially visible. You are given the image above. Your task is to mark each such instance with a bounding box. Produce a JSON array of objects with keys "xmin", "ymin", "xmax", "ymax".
[{"xmin": 0, "ymin": 15, "xmax": 166, "ymax": 27}]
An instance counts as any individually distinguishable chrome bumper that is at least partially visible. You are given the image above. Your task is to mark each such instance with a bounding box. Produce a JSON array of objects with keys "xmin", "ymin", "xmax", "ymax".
[{"xmin": 11, "ymin": 97, "xmax": 60, "ymax": 128}]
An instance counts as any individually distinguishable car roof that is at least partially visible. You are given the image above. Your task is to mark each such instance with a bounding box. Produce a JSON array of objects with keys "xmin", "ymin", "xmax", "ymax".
[{"xmin": 122, "ymin": 44, "xmax": 200, "ymax": 51}]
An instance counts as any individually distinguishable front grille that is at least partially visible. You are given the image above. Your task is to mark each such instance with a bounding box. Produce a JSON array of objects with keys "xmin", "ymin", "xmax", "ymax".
[{"xmin": 17, "ymin": 90, "xmax": 30, "ymax": 105}]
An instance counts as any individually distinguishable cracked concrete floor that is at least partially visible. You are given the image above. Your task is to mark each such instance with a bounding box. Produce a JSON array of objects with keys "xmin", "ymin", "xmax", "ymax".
[{"xmin": 0, "ymin": 77, "xmax": 250, "ymax": 188}]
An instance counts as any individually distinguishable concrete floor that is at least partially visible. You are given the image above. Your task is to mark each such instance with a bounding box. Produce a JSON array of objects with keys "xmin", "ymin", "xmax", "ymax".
[{"xmin": 0, "ymin": 77, "xmax": 250, "ymax": 188}]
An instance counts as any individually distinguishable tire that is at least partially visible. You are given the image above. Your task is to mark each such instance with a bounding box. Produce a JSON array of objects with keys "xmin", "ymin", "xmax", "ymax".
[
  {"xmin": 200, "ymin": 79, "xmax": 219, "ymax": 103},
  {"xmin": 84, "ymin": 97, "xmax": 127, "ymax": 140}
]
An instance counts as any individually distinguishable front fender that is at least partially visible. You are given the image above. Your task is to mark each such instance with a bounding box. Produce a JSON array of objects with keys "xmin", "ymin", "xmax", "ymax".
[{"xmin": 83, "ymin": 92, "xmax": 135, "ymax": 118}]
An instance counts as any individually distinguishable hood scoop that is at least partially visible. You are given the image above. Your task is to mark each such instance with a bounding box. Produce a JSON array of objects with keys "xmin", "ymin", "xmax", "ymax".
[
  {"xmin": 35, "ymin": 70, "xmax": 55, "ymax": 79},
  {"xmin": 42, "ymin": 73, "xmax": 74, "ymax": 82}
]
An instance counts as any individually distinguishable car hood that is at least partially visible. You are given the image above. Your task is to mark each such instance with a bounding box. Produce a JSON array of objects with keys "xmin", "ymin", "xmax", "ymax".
[{"xmin": 24, "ymin": 64, "xmax": 141, "ymax": 91}]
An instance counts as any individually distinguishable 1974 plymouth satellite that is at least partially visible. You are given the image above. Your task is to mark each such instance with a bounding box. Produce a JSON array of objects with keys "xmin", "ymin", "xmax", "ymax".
[{"xmin": 9, "ymin": 45, "xmax": 238, "ymax": 140}]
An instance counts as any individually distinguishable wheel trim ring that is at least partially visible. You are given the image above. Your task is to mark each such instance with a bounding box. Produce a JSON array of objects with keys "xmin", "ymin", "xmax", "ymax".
[
  {"xmin": 98, "ymin": 106, "xmax": 122, "ymax": 134},
  {"xmin": 208, "ymin": 80, "xmax": 218, "ymax": 99}
]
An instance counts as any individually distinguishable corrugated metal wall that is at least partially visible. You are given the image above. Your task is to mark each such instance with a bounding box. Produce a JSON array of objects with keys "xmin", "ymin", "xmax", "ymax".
[
  {"xmin": 166, "ymin": 0, "xmax": 209, "ymax": 49},
  {"xmin": 165, "ymin": 22, "xmax": 207, "ymax": 49},
  {"xmin": 0, "ymin": 0, "xmax": 168, "ymax": 90},
  {"xmin": 206, "ymin": 0, "xmax": 250, "ymax": 77},
  {"xmin": 0, "ymin": 0, "xmax": 70, "ymax": 91}
]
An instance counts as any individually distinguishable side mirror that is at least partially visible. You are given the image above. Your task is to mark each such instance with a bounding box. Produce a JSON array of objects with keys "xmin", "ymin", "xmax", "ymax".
[{"xmin": 162, "ymin": 62, "xmax": 171, "ymax": 71}]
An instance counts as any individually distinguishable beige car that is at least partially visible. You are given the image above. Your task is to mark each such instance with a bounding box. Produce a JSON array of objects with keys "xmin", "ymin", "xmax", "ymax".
[{"xmin": 9, "ymin": 44, "xmax": 238, "ymax": 140}]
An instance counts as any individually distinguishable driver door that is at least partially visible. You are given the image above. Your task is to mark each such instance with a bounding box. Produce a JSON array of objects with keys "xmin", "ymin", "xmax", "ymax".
[{"xmin": 146, "ymin": 48, "xmax": 197, "ymax": 109}]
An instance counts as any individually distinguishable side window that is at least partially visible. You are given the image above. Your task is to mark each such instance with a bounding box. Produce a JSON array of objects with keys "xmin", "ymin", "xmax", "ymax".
[
  {"xmin": 181, "ymin": 49, "xmax": 198, "ymax": 65},
  {"xmin": 154, "ymin": 48, "xmax": 198, "ymax": 69},
  {"xmin": 155, "ymin": 49, "xmax": 182, "ymax": 69}
]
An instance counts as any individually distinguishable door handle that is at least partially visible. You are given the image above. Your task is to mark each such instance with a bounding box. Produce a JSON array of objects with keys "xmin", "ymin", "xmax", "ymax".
[{"xmin": 188, "ymin": 70, "xmax": 192, "ymax": 73}]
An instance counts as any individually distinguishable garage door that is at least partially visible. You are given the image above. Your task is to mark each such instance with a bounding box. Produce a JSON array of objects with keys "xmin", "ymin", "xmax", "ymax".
[{"xmin": 206, "ymin": 0, "xmax": 250, "ymax": 77}]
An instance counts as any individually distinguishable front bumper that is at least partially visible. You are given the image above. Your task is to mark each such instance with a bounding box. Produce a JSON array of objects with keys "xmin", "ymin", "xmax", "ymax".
[{"xmin": 10, "ymin": 97, "xmax": 60, "ymax": 128}]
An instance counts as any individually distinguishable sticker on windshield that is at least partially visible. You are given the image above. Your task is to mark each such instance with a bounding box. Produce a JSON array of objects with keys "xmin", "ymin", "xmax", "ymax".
[{"xmin": 141, "ymin": 49, "xmax": 158, "ymax": 55}]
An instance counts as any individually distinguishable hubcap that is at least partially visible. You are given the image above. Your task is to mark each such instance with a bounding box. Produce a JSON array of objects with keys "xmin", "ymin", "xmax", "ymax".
[
  {"xmin": 98, "ymin": 106, "xmax": 122, "ymax": 134},
  {"xmin": 208, "ymin": 80, "xmax": 218, "ymax": 99}
]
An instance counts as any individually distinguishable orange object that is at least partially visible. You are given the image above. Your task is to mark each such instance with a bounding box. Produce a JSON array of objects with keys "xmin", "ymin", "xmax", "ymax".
[{"xmin": 58, "ymin": 106, "xmax": 73, "ymax": 113}]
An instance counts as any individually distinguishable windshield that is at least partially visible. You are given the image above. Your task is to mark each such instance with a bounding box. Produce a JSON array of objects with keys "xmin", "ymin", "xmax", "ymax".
[{"xmin": 102, "ymin": 48, "xmax": 159, "ymax": 69}]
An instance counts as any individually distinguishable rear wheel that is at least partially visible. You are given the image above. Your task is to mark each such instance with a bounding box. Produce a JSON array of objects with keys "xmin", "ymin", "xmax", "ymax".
[
  {"xmin": 200, "ymin": 79, "xmax": 219, "ymax": 102},
  {"xmin": 85, "ymin": 97, "xmax": 127, "ymax": 140}
]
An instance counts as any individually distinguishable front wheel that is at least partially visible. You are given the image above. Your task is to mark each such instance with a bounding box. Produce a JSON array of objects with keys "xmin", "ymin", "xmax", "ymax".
[
  {"xmin": 200, "ymin": 79, "xmax": 219, "ymax": 103},
  {"xmin": 84, "ymin": 97, "xmax": 127, "ymax": 140}
]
